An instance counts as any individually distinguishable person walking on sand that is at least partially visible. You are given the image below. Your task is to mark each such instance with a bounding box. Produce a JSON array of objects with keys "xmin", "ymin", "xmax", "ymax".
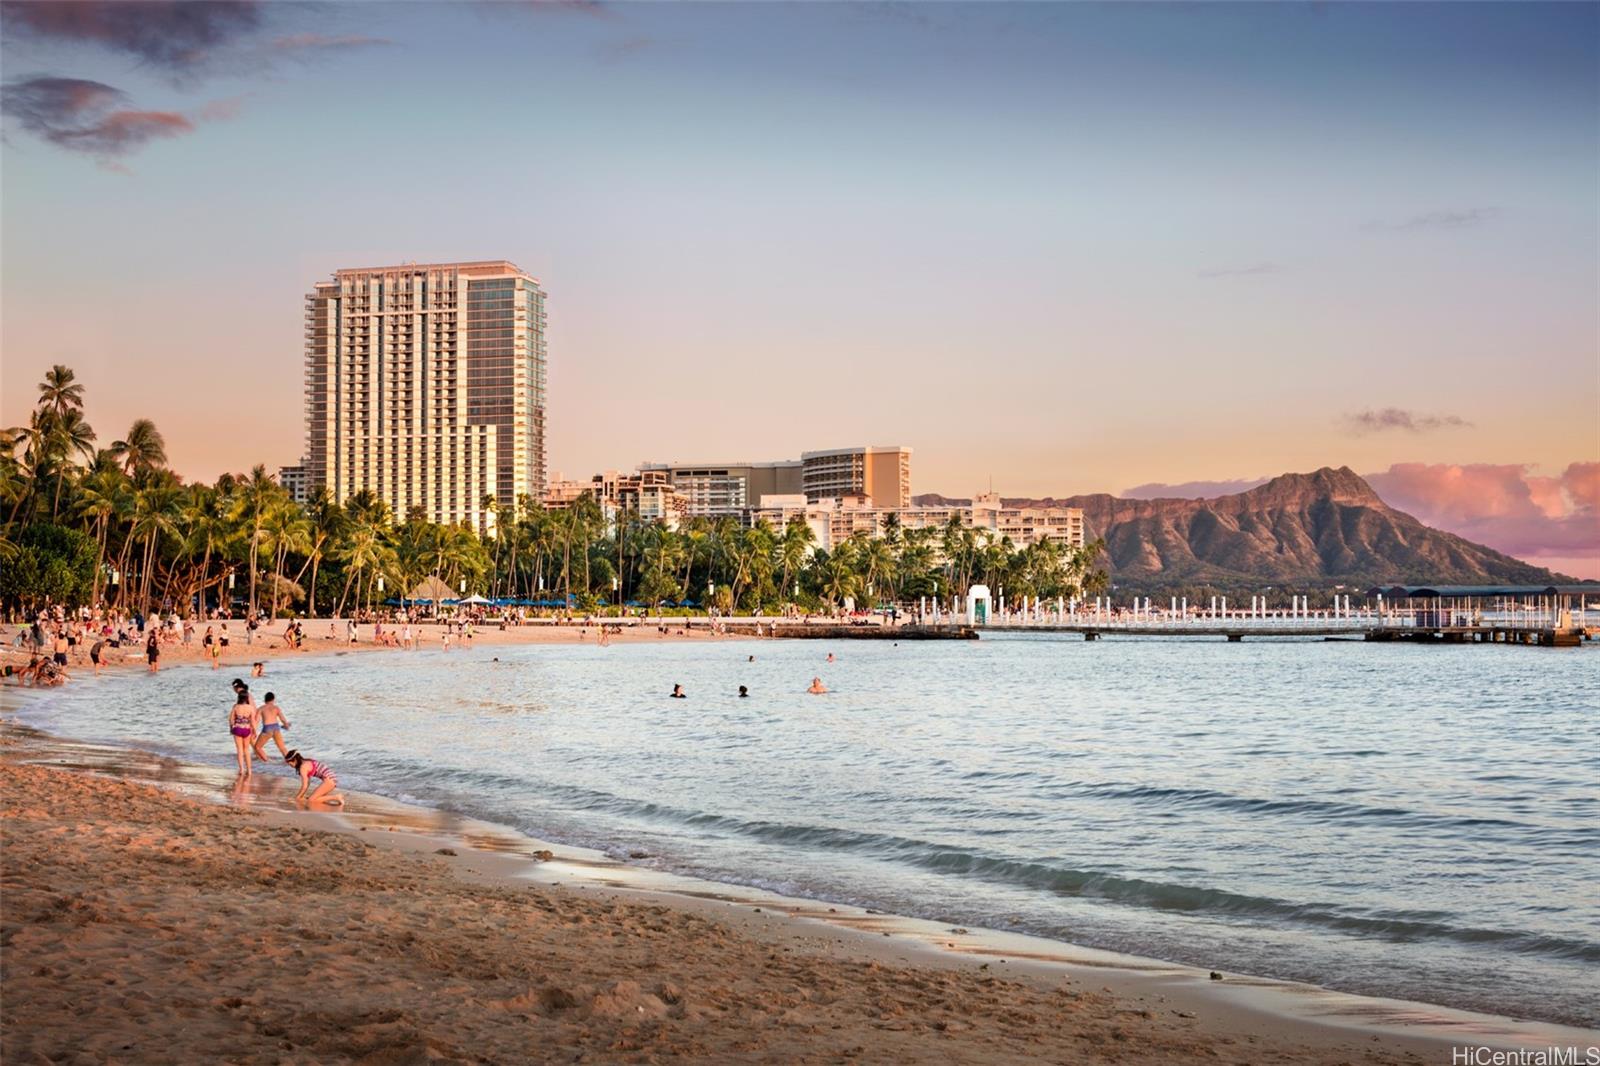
[
  {"xmin": 204, "ymin": 626, "xmax": 220, "ymax": 669},
  {"xmin": 252, "ymin": 692, "xmax": 292, "ymax": 760},
  {"xmin": 145, "ymin": 631, "xmax": 161, "ymax": 673},
  {"xmin": 284, "ymin": 749, "xmax": 344, "ymax": 806},
  {"xmin": 228, "ymin": 690, "xmax": 258, "ymax": 776},
  {"xmin": 90, "ymin": 637, "xmax": 105, "ymax": 675}
]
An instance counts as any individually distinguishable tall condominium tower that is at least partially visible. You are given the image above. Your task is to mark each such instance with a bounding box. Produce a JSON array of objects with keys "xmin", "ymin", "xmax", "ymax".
[{"xmin": 304, "ymin": 261, "xmax": 546, "ymax": 532}]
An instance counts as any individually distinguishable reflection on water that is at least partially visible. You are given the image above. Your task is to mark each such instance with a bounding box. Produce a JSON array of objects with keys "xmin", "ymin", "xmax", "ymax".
[{"xmin": 7, "ymin": 635, "xmax": 1598, "ymax": 1027}]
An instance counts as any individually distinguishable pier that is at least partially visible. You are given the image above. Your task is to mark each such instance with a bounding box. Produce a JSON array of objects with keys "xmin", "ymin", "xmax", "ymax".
[{"xmin": 972, "ymin": 585, "xmax": 1597, "ymax": 648}]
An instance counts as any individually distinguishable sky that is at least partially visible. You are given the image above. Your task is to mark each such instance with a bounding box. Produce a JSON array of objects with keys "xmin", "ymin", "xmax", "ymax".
[{"xmin": 2, "ymin": 1, "xmax": 1596, "ymax": 575}]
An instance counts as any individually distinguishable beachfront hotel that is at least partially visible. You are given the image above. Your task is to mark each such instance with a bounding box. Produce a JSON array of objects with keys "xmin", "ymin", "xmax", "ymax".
[
  {"xmin": 799, "ymin": 445, "xmax": 912, "ymax": 509},
  {"xmin": 302, "ymin": 261, "xmax": 547, "ymax": 532},
  {"xmin": 748, "ymin": 491, "xmax": 1086, "ymax": 552},
  {"xmin": 636, "ymin": 459, "xmax": 803, "ymax": 516},
  {"xmin": 638, "ymin": 445, "xmax": 913, "ymax": 517}
]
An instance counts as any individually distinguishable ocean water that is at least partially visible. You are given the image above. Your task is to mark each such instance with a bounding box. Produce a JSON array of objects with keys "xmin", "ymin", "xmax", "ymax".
[{"xmin": 12, "ymin": 634, "xmax": 1600, "ymax": 1027}]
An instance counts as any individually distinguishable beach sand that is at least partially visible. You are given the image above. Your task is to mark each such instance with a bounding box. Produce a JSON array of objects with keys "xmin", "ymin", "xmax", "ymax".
[
  {"xmin": 0, "ymin": 615, "xmax": 730, "ymax": 680},
  {"xmin": 0, "ymin": 748, "xmax": 1449, "ymax": 1066}
]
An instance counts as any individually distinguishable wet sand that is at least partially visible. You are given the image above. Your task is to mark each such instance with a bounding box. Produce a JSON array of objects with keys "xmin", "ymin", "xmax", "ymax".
[{"xmin": 12, "ymin": 715, "xmax": 1591, "ymax": 1066}]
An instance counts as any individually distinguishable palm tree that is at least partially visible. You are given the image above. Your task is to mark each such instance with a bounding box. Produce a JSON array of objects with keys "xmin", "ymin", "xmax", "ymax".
[
  {"xmin": 45, "ymin": 408, "xmax": 97, "ymax": 518},
  {"xmin": 178, "ymin": 482, "xmax": 231, "ymax": 616},
  {"xmin": 817, "ymin": 551, "xmax": 857, "ymax": 608},
  {"xmin": 861, "ymin": 536, "xmax": 896, "ymax": 604},
  {"xmin": 234, "ymin": 465, "xmax": 283, "ymax": 614},
  {"xmin": 128, "ymin": 475, "xmax": 181, "ymax": 612},
  {"xmin": 110, "ymin": 418, "xmax": 168, "ymax": 477},
  {"xmin": 77, "ymin": 466, "xmax": 131, "ymax": 603},
  {"xmin": 262, "ymin": 499, "xmax": 311, "ymax": 618},
  {"xmin": 297, "ymin": 489, "xmax": 346, "ymax": 618},
  {"xmin": 37, "ymin": 365, "xmax": 85, "ymax": 420},
  {"xmin": 778, "ymin": 518, "xmax": 814, "ymax": 603}
]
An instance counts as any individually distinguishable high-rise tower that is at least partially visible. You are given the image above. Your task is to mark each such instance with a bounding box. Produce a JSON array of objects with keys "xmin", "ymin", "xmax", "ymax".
[{"xmin": 303, "ymin": 261, "xmax": 546, "ymax": 531}]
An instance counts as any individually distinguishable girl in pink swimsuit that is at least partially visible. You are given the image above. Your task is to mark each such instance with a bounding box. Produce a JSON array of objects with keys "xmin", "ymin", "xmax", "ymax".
[
  {"xmin": 285, "ymin": 750, "xmax": 345, "ymax": 806},
  {"xmin": 228, "ymin": 691, "xmax": 257, "ymax": 777}
]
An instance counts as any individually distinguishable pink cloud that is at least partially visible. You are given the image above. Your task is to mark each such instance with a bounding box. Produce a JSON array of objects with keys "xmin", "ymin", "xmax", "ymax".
[{"xmin": 1365, "ymin": 462, "xmax": 1600, "ymax": 578}]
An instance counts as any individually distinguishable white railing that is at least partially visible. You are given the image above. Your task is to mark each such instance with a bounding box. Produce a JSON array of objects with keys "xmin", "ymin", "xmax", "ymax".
[{"xmin": 978, "ymin": 604, "xmax": 1596, "ymax": 632}]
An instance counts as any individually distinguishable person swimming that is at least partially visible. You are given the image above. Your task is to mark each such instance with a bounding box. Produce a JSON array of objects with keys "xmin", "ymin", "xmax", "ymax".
[
  {"xmin": 738, "ymin": 685, "xmax": 749, "ymax": 698},
  {"xmin": 670, "ymin": 684, "xmax": 686, "ymax": 698},
  {"xmin": 807, "ymin": 677, "xmax": 828, "ymax": 694},
  {"xmin": 825, "ymin": 653, "xmax": 835, "ymax": 663}
]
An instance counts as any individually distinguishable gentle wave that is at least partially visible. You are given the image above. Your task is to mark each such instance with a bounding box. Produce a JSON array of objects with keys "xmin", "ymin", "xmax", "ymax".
[{"xmin": 427, "ymin": 775, "xmax": 1600, "ymax": 964}]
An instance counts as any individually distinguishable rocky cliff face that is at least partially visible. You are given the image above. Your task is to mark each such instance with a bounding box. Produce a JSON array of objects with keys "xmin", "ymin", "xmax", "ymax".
[{"xmin": 916, "ymin": 467, "xmax": 1565, "ymax": 589}]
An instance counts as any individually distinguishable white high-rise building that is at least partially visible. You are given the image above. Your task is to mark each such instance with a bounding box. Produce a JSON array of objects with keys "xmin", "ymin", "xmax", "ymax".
[{"xmin": 303, "ymin": 261, "xmax": 546, "ymax": 532}]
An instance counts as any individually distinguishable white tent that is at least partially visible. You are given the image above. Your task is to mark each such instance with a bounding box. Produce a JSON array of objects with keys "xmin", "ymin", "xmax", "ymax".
[{"xmin": 460, "ymin": 594, "xmax": 492, "ymax": 605}]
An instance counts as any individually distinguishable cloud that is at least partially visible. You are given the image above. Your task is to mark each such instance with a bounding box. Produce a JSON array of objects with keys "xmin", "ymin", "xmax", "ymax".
[
  {"xmin": 0, "ymin": 1, "xmax": 263, "ymax": 72},
  {"xmin": 1342, "ymin": 408, "xmax": 1472, "ymax": 435},
  {"xmin": 269, "ymin": 33, "xmax": 391, "ymax": 55},
  {"xmin": 1197, "ymin": 262, "xmax": 1280, "ymax": 280},
  {"xmin": 0, "ymin": 75, "xmax": 240, "ymax": 161},
  {"xmin": 1366, "ymin": 461, "xmax": 1600, "ymax": 575},
  {"xmin": 1122, "ymin": 478, "xmax": 1270, "ymax": 500},
  {"xmin": 499, "ymin": 0, "xmax": 616, "ymax": 18},
  {"xmin": 1365, "ymin": 207, "xmax": 1500, "ymax": 232}
]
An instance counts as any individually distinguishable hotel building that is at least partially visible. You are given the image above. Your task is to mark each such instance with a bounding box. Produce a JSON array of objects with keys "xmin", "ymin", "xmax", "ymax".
[
  {"xmin": 747, "ymin": 492, "xmax": 1085, "ymax": 553},
  {"xmin": 800, "ymin": 445, "xmax": 912, "ymax": 508},
  {"xmin": 544, "ymin": 470, "xmax": 689, "ymax": 527},
  {"xmin": 636, "ymin": 460, "xmax": 803, "ymax": 517},
  {"xmin": 638, "ymin": 446, "xmax": 913, "ymax": 517},
  {"xmin": 303, "ymin": 260, "xmax": 546, "ymax": 532},
  {"xmin": 276, "ymin": 464, "xmax": 311, "ymax": 506}
]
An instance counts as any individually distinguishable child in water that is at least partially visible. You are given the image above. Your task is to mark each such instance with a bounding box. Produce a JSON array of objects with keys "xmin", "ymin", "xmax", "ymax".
[
  {"xmin": 284, "ymin": 749, "xmax": 344, "ymax": 805},
  {"xmin": 252, "ymin": 692, "xmax": 292, "ymax": 761}
]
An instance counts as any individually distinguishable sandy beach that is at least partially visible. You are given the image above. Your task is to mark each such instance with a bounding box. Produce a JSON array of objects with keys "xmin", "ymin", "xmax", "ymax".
[
  {"xmin": 0, "ymin": 615, "xmax": 732, "ymax": 681},
  {"xmin": 1, "ymin": 745, "xmax": 1455, "ymax": 1066}
]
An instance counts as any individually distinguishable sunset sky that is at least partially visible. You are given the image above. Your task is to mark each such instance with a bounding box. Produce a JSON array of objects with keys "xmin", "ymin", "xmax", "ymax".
[{"xmin": 2, "ymin": 2, "xmax": 1596, "ymax": 575}]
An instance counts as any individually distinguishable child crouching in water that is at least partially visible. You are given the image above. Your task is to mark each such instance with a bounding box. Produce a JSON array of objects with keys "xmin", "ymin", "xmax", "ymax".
[
  {"xmin": 252, "ymin": 692, "xmax": 291, "ymax": 761},
  {"xmin": 284, "ymin": 749, "xmax": 344, "ymax": 806}
]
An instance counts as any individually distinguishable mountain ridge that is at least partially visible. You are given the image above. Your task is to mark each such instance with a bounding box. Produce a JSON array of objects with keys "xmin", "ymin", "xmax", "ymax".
[{"xmin": 914, "ymin": 466, "xmax": 1573, "ymax": 590}]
